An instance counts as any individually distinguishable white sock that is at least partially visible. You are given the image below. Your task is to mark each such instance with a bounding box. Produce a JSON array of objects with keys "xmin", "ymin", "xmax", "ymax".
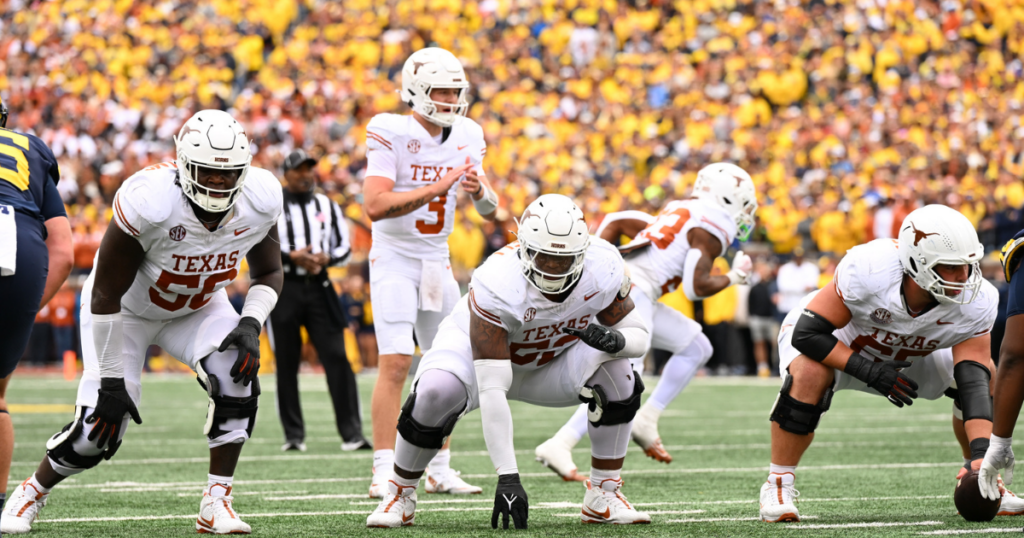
[
  {"xmin": 637, "ymin": 402, "xmax": 662, "ymax": 422},
  {"xmin": 558, "ymin": 406, "xmax": 589, "ymax": 445},
  {"xmin": 208, "ymin": 474, "xmax": 233, "ymax": 496},
  {"xmin": 27, "ymin": 474, "xmax": 51, "ymax": 495},
  {"xmin": 389, "ymin": 473, "xmax": 419, "ymax": 494},
  {"xmin": 768, "ymin": 464, "xmax": 796, "ymax": 485},
  {"xmin": 373, "ymin": 449, "xmax": 395, "ymax": 474},
  {"xmin": 590, "ymin": 467, "xmax": 621, "ymax": 490},
  {"xmin": 648, "ymin": 339, "xmax": 710, "ymax": 410},
  {"xmin": 428, "ymin": 449, "xmax": 451, "ymax": 474}
]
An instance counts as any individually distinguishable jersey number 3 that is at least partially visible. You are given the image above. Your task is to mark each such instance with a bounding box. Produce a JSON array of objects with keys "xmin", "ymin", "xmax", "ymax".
[{"xmin": 149, "ymin": 269, "xmax": 238, "ymax": 312}]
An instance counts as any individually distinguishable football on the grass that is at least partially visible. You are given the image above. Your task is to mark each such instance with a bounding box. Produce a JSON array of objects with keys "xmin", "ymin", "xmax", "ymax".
[{"xmin": 955, "ymin": 469, "xmax": 1000, "ymax": 521}]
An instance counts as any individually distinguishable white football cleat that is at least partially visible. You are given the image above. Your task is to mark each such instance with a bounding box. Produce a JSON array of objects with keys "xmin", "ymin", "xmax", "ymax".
[
  {"xmin": 631, "ymin": 405, "xmax": 672, "ymax": 464},
  {"xmin": 759, "ymin": 475, "xmax": 800, "ymax": 523},
  {"xmin": 369, "ymin": 462, "xmax": 392, "ymax": 499},
  {"xmin": 996, "ymin": 477, "xmax": 1024, "ymax": 516},
  {"xmin": 196, "ymin": 484, "xmax": 251, "ymax": 534},
  {"xmin": 366, "ymin": 481, "xmax": 417, "ymax": 528},
  {"xmin": 424, "ymin": 468, "xmax": 482, "ymax": 494},
  {"xmin": 535, "ymin": 437, "xmax": 587, "ymax": 482},
  {"xmin": 1, "ymin": 478, "xmax": 48, "ymax": 534},
  {"xmin": 580, "ymin": 478, "xmax": 651, "ymax": 524}
]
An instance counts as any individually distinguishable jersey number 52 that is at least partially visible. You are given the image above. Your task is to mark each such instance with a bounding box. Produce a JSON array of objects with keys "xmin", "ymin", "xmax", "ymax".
[{"xmin": 149, "ymin": 269, "xmax": 238, "ymax": 312}]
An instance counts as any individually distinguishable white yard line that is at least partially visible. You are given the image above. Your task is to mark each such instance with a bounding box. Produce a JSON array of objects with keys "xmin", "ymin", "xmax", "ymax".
[
  {"xmin": 919, "ymin": 528, "xmax": 1024, "ymax": 535},
  {"xmin": 790, "ymin": 521, "xmax": 943, "ymax": 529},
  {"xmin": 176, "ymin": 490, "xmax": 305, "ymax": 497},
  {"xmin": 263, "ymin": 493, "xmax": 380, "ymax": 501},
  {"xmin": 665, "ymin": 516, "xmax": 821, "ymax": 523},
  {"xmin": 34, "ymin": 506, "xmax": 496, "ymax": 524}
]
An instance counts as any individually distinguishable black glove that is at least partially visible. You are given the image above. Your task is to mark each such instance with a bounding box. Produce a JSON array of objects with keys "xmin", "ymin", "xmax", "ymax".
[
  {"xmin": 843, "ymin": 354, "xmax": 919, "ymax": 407},
  {"xmin": 85, "ymin": 378, "xmax": 142, "ymax": 454},
  {"xmin": 491, "ymin": 473, "xmax": 529, "ymax": 530},
  {"xmin": 562, "ymin": 324, "xmax": 624, "ymax": 354},
  {"xmin": 219, "ymin": 316, "xmax": 262, "ymax": 386}
]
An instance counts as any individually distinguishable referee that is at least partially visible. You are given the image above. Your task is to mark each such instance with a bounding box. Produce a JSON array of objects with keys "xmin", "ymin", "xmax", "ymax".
[{"xmin": 268, "ymin": 150, "xmax": 371, "ymax": 452}]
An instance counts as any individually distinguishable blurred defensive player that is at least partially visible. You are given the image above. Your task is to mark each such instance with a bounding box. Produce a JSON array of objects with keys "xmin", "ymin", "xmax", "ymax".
[
  {"xmin": 366, "ymin": 195, "xmax": 651, "ymax": 529},
  {"xmin": 363, "ymin": 47, "xmax": 498, "ymax": 498},
  {"xmin": 760, "ymin": 205, "xmax": 1024, "ymax": 523},
  {"xmin": 0, "ymin": 98, "xmax": 73, "ymax": 531},
  {"xmin": 535, "ymin": 163, "xmax": 756, "ymax": 479},
  {"xmin": 2, "ymin": 110, "xmax": 283, "ymax": 535}
]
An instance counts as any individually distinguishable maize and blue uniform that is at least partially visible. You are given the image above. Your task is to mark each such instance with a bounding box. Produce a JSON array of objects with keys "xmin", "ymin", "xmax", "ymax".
[
  {"xmin": 0, "ymin": 127, "xmax": 65, "ymax": 377},
  {"xmin": 1004, "ymin": 230, "xmax": 1024, "ymax": 320}
]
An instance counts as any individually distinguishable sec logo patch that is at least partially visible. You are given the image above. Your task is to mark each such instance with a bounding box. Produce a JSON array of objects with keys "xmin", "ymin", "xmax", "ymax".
[
  {"xmin": 407, "ymin": 140, "xmax": 421, "ymax": 153},
  {"xmin": 169, "ymin": 225, "xmax": 186, "ymax": 241},
  {"xmin": 524, "ymin": 308, "xmax": 536, "ymax": 322},
  {"xmin": 870, "ymin": 308, "xmax": 892, "ymax": 324}
]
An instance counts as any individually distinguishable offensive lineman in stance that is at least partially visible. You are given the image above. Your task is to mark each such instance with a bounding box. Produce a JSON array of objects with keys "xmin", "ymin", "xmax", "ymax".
[
  {"xmin": 760, "ymin": 205, "xmax": 1024, "ymax": 522},
  {"xmin": 363, "ymin": 47, "xmax": 498, "ymax": 498},
  {"xmin": 2, "ymin": 110, "xmax": 283, "ymax": 535},
  {"xmin": 367, "ymin": 195, "xmax": 651, "ymax": 528},
  {"xmin": 536, "ymin": 163, "xmax": 756, "ymax": 479}
]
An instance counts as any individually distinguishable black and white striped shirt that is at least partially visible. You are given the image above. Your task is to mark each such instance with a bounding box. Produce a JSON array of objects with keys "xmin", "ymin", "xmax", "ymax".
[{"xmin": 278, "ymin": 190, "xmax": 351, "ymax": 278}]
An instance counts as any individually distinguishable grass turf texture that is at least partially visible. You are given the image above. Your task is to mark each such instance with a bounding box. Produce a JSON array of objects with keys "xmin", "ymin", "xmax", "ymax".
[{"xmin": 6, "ymin": 374, "xmax": 1023, "ymax": 537}]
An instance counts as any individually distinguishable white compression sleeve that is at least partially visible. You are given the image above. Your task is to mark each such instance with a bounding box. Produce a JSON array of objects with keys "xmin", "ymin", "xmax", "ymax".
[
  {"xmin": 475, "ymin": 359, "xmax": 518, "ymax": 475},
  {"xmin": 92, "ymin": 313, "xmax": 124, "ymax": 378},
  {"xmin": 472, "ymin": 182, "xmax": 498, "ymax": 216},
  {"xmin": 240, "ymin": 284, "xmax": 279, "ymax": 325},
  {"xmin": 682, "ymin": 248, "xmax": 710, "ymax": 301},
  {"xmin": 610, "ymin": 307, "xmax": 649, "ymax": 358},
  {"xmin": 595, "ymin": 210, "xmax": 655, "ymax": 237}
]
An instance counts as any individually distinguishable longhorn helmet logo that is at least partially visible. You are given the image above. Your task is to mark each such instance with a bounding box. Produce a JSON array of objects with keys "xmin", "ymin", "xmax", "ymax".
[
  {"xmin": 412, "ymin": 61, "xmax": 428, "ymax": 74},
  {"xmin": 908, "ymin": 222, "xmax": 940, "ymax": 247}
]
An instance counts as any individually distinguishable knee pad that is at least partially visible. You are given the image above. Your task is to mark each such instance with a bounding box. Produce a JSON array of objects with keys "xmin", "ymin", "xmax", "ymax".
[
  {"xmin": 770, "ymin": 375, "xmax": 832, "ymax": 435},
  {"xmin": 396, "ymin": 390, "xmax": 462, "ymax": 449},
  {"xmin": 197, "ymin": 359, "xmax": 260, "ymax": 442},
  {"xmin": 578, "ymin": 371, "xmax": 645, "ymax": 427},
  {"xmin": 46, "ymin": 406, "xmax": 106, "ymax": 471}
]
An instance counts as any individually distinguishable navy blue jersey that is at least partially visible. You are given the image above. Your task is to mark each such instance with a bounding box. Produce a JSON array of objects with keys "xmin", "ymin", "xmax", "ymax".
[{"xmin": 0, "ymin": 128, "xmax": 66, "ymax": 225}]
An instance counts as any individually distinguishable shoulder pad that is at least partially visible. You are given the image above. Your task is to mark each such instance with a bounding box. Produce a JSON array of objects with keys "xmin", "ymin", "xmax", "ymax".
[
  {"xmin": 587, "ymin": 237, "xmax": 626, "ymax": 291},
  {"xmin": 242, "ymin": 166, "xmax": 284, "ymax": 217},
  {"xmin": 1001, "ymin": 231, "xmax": 1024, "ymax": 282},
  {"xmin": 366, "ymin": 114, "xmax": 405, "ymax": 151},
  {"xmin": 117, "ymin": 166, "xmax": 178, "ymax": 225}
]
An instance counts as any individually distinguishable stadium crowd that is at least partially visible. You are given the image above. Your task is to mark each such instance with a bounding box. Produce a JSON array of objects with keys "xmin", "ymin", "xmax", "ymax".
[{"xmin": 5, "ymin": 0, "xmax": 1023, "ymax": 374}]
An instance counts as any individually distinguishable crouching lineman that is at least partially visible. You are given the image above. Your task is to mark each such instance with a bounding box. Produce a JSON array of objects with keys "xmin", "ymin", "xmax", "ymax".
[
  {"xmin": 760, "ymin": 204, "xmax": 1024, "ymax": 523},
  {"xmin": 1, "ymin": 110, "xmax": 283, "ymax": 535},
  {"xmin": 536, "ymin": 163, "xmax": 756, "ymax": 478},
  {"xmin": 979, "ymin": 230, "xmax": 1024, "ymax": 502},
  {"xmin": 366, "ymin": 195, "xmax": 652, "ymax": 528}
]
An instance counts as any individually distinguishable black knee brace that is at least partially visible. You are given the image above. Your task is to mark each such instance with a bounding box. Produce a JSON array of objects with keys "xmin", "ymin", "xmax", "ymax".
[
  {"xmin": 396, "ymin": 390, "xmax": 462, "ymax": 449},
  {"xmin": 770, "ymin": 375, "xmax": 832, "ymax": 435},
  {"xmin": 579, "ymin": 371, "xmax": 645, "ymax": 427},
  {"xmin": 46, "ymin": 406, "xmax": 107, "ymax": 469},
  {"xmin": 197, "ymin": 359, "xmax": 260, "ymax": 441}
]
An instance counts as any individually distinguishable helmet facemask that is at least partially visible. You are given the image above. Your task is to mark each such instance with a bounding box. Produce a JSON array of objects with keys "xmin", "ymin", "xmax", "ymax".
[
  {"xmin": 414, "ymin": 86, "xmax": 469, "ymax": 128},
  {"xmin": 906, "ymin": 256, "xmax": 983, "ymax": 306},
  {"xmin": 179, "ymin": 160, "xmax": 249, "ymax": 213},
  {"xmin": 518, "ymin": 242, "xmax": 588, "ymax": 294}
]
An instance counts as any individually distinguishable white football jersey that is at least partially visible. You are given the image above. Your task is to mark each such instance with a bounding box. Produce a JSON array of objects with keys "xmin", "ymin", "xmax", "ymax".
[
  {"xmin": 365, "ymin": 114, "xmax": 486, "ymax": 260},
  {"xmin": 622, "ymin": 199, "xmax": 737, "ymax": 301},
  {"xmin": 446, "ymin": 238, "xmax": 627, "ymax": 370},
  {"xmin": 801, "ymin": 239, "xmax": 997, "ymax": 362},
  {"xmin": 106, "ymin": 161, "xmax": 283, "ymax": 321}
]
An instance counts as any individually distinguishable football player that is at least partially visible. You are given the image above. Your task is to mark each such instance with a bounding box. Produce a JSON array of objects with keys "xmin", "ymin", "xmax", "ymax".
[
  {"xmin": 2, "ymin": 110, "xmax": 283, "ymax": 535},
  {"xmin": 363, "ymin": 47, "xmax": 498, "ymax": 498},
  {"xmin": 0, "ymin": 98, "xmax": 73, "ymax": 527},
  {"xmin": 760, "ymin": 204, "xmax": 1024, "ymax": 523},
  {"xmin": 366, "ymin": 195, "xmax": 651, "ymax": 528},
  {"xmin": 535, "ymin": 163, "xmax": 756, "ymax": 479},
  {"xmin": 979, "ymin": 230, "xmax": 1024, "ymax": 501}
]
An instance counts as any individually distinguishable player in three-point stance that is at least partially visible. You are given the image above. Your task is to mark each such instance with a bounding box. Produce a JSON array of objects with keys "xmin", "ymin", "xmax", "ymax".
[
  {"xmin": 2, "ymin": 110, "xmax": 284, "ymax": 535},
  {"xmin": 362, "ymin": 47, "xmax": 499, "ymax": 499},
  {"xmin": 366, "ymin": 195, "xmax": 651, "ymax": 529},
  {"xmin": 760, "ymin": 204, "xmax": 1024, "ymax": 523},
  {"xmin": 535, "ymin": 163, "xmax": 756, "ymax": 479},
  {"xmin": 979, "ymin": 230, "xmax": 1024, "ymax": 503}
]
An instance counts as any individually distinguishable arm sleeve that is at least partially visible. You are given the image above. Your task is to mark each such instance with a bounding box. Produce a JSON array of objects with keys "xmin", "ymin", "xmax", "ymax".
[
  {"xmin": 609, "ymin": 306, "xmax": 649, "ymax": 358},
  {"xmin": 468, "ymin": 285, "xmax": 514, "ymax": 331},
  {"xmin": 328, "ymin": 201, "xmax": 351, "ymax": 266},
  {"xmin": 475, "ymin": 359, "xmax": 518, "ymax": 475},
  {"xmin": 831, "ymin": 257, "xmax": 860, "ymax": 305}
]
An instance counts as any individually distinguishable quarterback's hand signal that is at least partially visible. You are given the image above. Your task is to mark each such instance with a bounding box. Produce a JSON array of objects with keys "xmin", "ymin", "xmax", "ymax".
[
  {"xmin": 86, "ymin": 377, "xmax": 142, "ymax": 455},
  {"xmin": 563, "ymin": 324, "xmax": 625, "ymax": 355},
  {"xmin": 219, "ymin": 316, "xmax": 263, "ymax": 386},
  {"xmin": 491, "ymin": 474, "xmax": 529, "ymax": 530}
]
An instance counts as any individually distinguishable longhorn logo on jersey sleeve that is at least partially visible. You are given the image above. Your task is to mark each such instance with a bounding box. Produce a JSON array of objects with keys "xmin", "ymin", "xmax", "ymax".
[{"xmin": 906, "ymin": 222, "xmax": 940, "ymax": 246}]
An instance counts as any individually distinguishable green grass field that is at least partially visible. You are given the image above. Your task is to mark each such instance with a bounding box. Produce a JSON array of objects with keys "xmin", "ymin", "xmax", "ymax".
[{"xmin": 5, "ymin": 373, "xmax": 1023, "ymax": 537}]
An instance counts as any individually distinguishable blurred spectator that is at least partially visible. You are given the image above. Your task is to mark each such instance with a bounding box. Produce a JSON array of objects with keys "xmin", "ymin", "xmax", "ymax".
[
  {"xmin": 776, "ymin": 247, "xmax": 821, "ymax": 316},
  {"xmin": 341, "ymin": 273, "xmax": 377, "ymax": 371},
  {"xmin": 748, "ymin": 261, "xmax": 778, "ymax": 378},
  {"xmin": 703, "ymin": 258, "xmax": 741, "ymax": 375},
  {"xmin": 49, "ymin": 283, "xmax": 78, "ymax": 362},
  {"xmin": 25, "ymin": 305, "xmax": 52, "ymax": 367}
]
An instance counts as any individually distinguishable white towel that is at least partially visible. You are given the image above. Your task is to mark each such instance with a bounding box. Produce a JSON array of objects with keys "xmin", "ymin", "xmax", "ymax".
[
  {"xmin": 419, "ymin": 259, "xmax": 447, "ymax": 312},
  {"xmin": 0, "ymin": 205, "xmax": 16, "ymax": 276}
]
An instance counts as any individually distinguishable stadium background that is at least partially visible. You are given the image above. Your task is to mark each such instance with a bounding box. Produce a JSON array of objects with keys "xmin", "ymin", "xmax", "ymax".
[{"xmin": 4, "ymin": 0, "xmax": 1023, "ymax": 376}]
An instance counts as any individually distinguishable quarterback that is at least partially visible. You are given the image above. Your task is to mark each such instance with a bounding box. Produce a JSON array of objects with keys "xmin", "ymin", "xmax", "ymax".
[
  {"xmin": 760, "ymin": 205, "xmax": 1024, "ymax": 522},
  {"xmin": 363, "ymin": 47, "xmax": 498, "ymax": 498},
  {"xmin": 2, "ymin": 110, "xmax": 283, "ymax": 535},
  {"xmin": 367, "ymin": 195, "xmax": 651, "ymax": 529},
  {"xmin": 536, "ymin": 163, "xmax": 756, "ymax": 479}
]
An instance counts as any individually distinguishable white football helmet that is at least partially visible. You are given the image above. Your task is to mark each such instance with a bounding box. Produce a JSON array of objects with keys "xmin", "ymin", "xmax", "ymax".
[
  {"xmin": 175, "ymin": 109, "xmax": 252, "ymax": 213},
  {"xmin": 515, "ymin": 194, "xmax": 591, "ymax": 294},
  {"xmin": 692, "ymin": 162, "xmax": 758, "ymax": 241},
  {"xmin": 897, "ymin": 204, "xmax": 984, "ymax": 305},
  {"xmin": 400, "ymin": 47, "xmax": 469, "ymax": 128}
]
